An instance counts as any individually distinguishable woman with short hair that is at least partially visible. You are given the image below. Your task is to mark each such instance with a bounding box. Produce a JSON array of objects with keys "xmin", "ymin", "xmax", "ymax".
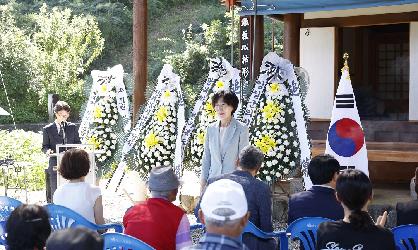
[
  {"xmin": 53, "ymin": 148, "xmax": 104, "ymax": 224},
  {"xmin": 200, "ymin": 91, "xmax": 249, "ymax": 192},
  {"xmin": 316, "ymin": 169, "xmax": 395, "ymax": 250},
  {"xmin": 6, "ymin": 204, "xmax": 51, "ymax": 250}
]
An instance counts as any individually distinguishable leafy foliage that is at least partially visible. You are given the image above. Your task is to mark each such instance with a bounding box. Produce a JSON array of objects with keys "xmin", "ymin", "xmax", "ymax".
[
  {"xmin": 163, "ymin": 11, "xmax": 239, "ymax": 87},
  {"xmin": 31, "ymin": 4, "xmax": 104, "ymax": 117},
  {"xmin": 0, "ymin": 130, "xmax": 48, "ymax": 191},
  {"xmin": 0, "ymin": 2, "xmax": 104, "ymax": 123},
  {"xmin": 0, "ymin": 4, "xmax": 44, "ymax": 123}
]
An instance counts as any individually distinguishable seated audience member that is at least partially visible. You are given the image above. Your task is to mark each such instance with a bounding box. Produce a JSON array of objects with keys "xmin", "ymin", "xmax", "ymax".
[
  {"xmin": 188, "ymin": 179, "xmax": 250, "ymax": 250},
  {"xmin": 288, "ymin": 154, "xmax": 344, "ymax": 223},
  {"xmin": 396, "ymin": 167, "xmax": 418, "ymax": 226},
  {"xmin": 53, "ymin": 148, "xmax": 104, "ymax": 225},
  {"xmin": 123, "ymin": 166, "xmax": 192, "ymax": 250},
  {"xmin": 197, "ymin": 145, "xmax": 275, "ymax": 249},
  {"xmin": 316, "ymin": 169, "xmax": 395, "ymax": 250},
  {"xmin": 6, "ymin": 204, "xmax": 51, "ymax": 250},
  {"xmin": 46, "ymin": 227, "xmax": 103, "ymax": 250}
]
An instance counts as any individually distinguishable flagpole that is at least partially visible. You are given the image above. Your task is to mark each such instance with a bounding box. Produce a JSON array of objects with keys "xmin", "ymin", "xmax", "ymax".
[{"xmin": 342, "ymin": 52, "xmax": 350, "ymax": 73}]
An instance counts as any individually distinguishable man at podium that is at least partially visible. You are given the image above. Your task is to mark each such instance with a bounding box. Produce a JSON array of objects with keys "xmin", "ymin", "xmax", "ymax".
[{"xmin": 42, "ymin": 101, "xmax": 81, "ymax": 202}]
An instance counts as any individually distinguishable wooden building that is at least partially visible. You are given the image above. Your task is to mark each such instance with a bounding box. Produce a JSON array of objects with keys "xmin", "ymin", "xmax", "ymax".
[
  {"xmin": 223, "ymin": 0, "xmax": 418, "ymax": 184},
  {"xmin": 131, "ymin": 0, "xmax": 418, "ymax": 184}
]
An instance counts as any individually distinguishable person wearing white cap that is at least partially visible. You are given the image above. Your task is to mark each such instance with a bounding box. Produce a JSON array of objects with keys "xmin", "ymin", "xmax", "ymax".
[
  {"xmin": 196, "ymin": 145, "xmax": 276, "ymax": 250},
  {"xmin": 188, "ymin": 179, "xmax": 250, "ymax": 250}
]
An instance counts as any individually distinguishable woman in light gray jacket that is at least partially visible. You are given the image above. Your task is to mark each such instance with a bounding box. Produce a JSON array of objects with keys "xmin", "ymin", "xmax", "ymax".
[{"xmin": 200, "ymin": 91, "xmax": 249, "ymax": 192}]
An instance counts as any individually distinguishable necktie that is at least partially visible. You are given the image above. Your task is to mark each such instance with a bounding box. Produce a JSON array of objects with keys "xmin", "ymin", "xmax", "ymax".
[{"xmin": 58, "ymin": 124, "xmax": 63, "ymax": 137}]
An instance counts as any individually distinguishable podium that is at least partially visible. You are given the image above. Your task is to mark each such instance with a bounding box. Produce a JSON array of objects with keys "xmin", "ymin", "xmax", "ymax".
[{"xmin": 55, "ymin": 144, "xmax": 102, "ymax": 187}]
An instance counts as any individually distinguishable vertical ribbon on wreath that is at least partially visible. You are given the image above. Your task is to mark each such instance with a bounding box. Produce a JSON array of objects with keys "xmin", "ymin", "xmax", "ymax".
[
  {"xmin": 286, "ymin": 64, "xmax": 311, "ymax": 190},
  {"xmin": 172, "ymin": 71, "xmax": 185, "ymax": 176}
]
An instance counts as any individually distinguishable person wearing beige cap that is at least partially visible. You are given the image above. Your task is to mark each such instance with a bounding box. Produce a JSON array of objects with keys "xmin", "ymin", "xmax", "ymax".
[
  {"xmin": 123, "ymin": 166, "xmax": 192, "ymax": 250},
  {"xmin": 188, "ymin": 179, "xmax": 250, "ymax": 250}
]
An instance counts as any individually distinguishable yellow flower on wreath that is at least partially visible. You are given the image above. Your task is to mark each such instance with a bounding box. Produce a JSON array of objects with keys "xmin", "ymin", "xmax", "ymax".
[
  {"xmin": 156, "ymin": 106, "xmax": 168, "ymax": 123},
  {"xmin": 215, "ymin": 81, "xmax": 224, "ymax": 89},
  {"xmin": 163, "ymin": 90, "xmax": 171, "ymax": 99},
  {"xmin": 144, "ymin": 131, "xmax": 159, "ymax": 149},
  {"xmin": 204, "ymin": 101, "xmax": 216, "ymax": 120},
  {"xmin": 261, "ymin": 100, "xmax": 282, "ymax": 122},
  {"xmin": 196, "ymin": 132, "xmax": 206, "ymax": 145},
  {"xmin": 100, "ymin": 84, "xmax": 107, "ymax": 93},
  {"xmin": 93, "ymin": 106, "xmax": 103, "ymax": 119},
  {"xmin": 87, "ymin": 136, "xmax": 101, "ymax": 150},
  {"xmin": 255, "ymin": 135, "xmax": 277, "ymax": 154},
  {"xmin": 268, "ymin": 82, "xmax": 280, "ymax": 94}
]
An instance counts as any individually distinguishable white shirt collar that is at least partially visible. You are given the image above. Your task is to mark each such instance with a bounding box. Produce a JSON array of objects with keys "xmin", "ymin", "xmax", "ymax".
[{"xmin": 313, "ymin": 184, "xmax": 335, "ymax": 190}]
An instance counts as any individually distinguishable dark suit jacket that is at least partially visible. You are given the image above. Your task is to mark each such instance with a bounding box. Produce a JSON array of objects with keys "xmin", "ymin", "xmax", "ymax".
[
  {"xmin": 396, "ymin": 200, "xmax": 418, "ymax": 226},
  {"xmin": 288, "ymin": 186, "xmax": 344, "ymax": 224},
  {"xmin": 42, "ymin": 122, "xmax": 81, "ymax": 170},
  {"xmin": 197, "ymin": 170, "xmax": 276, "ymax": 250}
]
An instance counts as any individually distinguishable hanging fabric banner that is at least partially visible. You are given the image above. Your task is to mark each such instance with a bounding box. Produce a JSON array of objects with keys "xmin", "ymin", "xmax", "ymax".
[
  {"xmin": 79, "ymin": 64, "xmax": 130, "ymax": 140},
  {"xmin": 230, "ymin": 67, "xmax": 243, "ymax": 118},
  {"xmin": 286, "ymin": 63, "xmax": 312, "ymax": 190}
]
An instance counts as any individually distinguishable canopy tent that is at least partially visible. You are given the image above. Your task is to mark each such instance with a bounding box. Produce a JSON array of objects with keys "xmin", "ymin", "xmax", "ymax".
[
  {"xmin": 239, "ymin": 0, "xmax": 418, "ymax": 15},
  {"xmin": 0, "ymin": 106, "xmax": 10, "ymax": 116}
]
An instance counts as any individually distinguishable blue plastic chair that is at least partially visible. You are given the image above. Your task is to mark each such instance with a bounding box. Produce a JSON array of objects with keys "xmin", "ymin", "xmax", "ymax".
[
  {"xmin": 103, "ymin": 232, "xmax": 155, "ymax": 250},
  {"xmin": 0, "ymin": 220, "xmax": 7, "ymax": 246},
  {"xmin": 0, "ymin": 196, "xmax": 22, "ymax": 247},
  {"xmin": 392, "ymin": 224, "xmax": 418, "ymax": 250},
  {"xmin": 0, "ymin": 196, "xmax": 22, "ymax": 221},
  {"xmin": 45, "ymin": 204, "xmax": 123, "ymax": 233},
  {"xmin": 242, "ymin": 221, "xmax": 287, "ymax": 250},
  {"xmin": 285, "ymin": 217, "xmax": 332, "ymax": 250}
]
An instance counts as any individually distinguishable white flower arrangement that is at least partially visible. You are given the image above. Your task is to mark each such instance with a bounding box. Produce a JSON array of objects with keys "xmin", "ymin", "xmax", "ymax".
[
  {"xmin": 250, "ymin": 80, "xmax": 303, "ymax": 182},
  {"xmin": 132, "ymin": 81, "xmax": 179, "ymax": 178},
  {"xmin": 86, "ymin": 87, "xmax": 119, "ymax": 163}
]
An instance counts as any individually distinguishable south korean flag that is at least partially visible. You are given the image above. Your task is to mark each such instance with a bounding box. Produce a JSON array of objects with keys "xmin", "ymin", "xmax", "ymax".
[{"xmin": 325, "ymin": 60, "xmax": 369, "ymax": 176}]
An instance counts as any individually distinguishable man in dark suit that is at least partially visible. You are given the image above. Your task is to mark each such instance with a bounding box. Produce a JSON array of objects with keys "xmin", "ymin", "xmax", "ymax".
[
  {"xmin": 197, "ymin": 145, "xmax": 276, "ymax": 250},
  {"xmin": 42, "ymin": 101, "xmax": 81, "ymax": 202},
  {"xmin": 288, "ymin": 154, "xmax": 344, "ymax": 224},
  {"xmin": 396, "ymin": 167, "xmax": 418, "ymax": 226}
]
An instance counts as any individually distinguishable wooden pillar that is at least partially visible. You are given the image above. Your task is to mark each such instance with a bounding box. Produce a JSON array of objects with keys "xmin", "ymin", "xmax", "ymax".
[
  {"xmin": 252, "ymin": 15, "xmax": 264, "ymax": 79},
  {"xmin": 133, "ymin": 0, "xmax": 147, "ymax": 124},
  {"xmin": 283, "ymin": 14, "xmax": 302, "ymax": 66}
]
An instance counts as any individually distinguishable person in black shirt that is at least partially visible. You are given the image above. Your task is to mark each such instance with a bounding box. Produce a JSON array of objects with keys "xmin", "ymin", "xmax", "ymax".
[
  {"xmin": 316, "ymin": 169, "xmax": 395, "ymax": 250},
  {"xmin": 288, "ymin": 154, "xmax": 344, "ymax": 223}
]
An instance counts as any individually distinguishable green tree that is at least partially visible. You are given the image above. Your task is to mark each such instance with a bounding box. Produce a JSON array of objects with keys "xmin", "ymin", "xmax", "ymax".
[
  {"xmin": 31, "ymin": 4, "xmax": 104, "ymax": 118},
  {"xmin": 0, "ymin": 3, "xmax": 104, "ymax": 123},
  {"xmin": 0, "ymin": 4, "xmax": 42, "ymax": 123}
]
